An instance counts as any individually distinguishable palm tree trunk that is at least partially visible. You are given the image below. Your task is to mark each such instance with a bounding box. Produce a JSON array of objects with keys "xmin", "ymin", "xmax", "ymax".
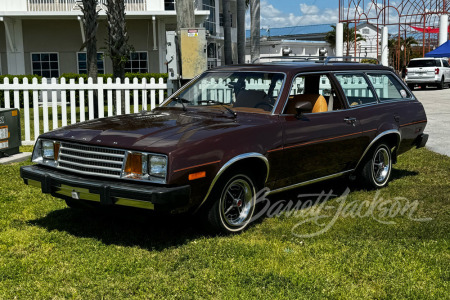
[
  {"xmin": 250, "ymin": 0, "xmax": 260, "ymax": 63},
  {"xmin": 237, "ymin": 0, "xmax": 246, "ymax": 64},
  {"xmin": 81, "ymin": 0, "xmax": 98, "ymax": 82},
  {"xmin": 80, "ymin": 0, "xmax": 99, "ymax": 117},
  {"xmin": 106, "ymin": 0, "xmax": 128, "ymax": 81},
  {"xmin": 222, "ymin": 0, "xmax": 233, "ymax": 65},
  {"xmin": 106, "ymin": 0, "xmax": 129, "ymax": 114}
]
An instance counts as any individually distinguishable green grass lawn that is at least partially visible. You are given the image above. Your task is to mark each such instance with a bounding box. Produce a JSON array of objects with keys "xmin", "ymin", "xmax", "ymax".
[{"xmin": 0, "ymin": 148, "xmax": 449, "ymax": 299}]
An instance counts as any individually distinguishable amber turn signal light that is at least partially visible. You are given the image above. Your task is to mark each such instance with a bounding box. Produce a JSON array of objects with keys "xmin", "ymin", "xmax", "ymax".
[
  {"xmin": 189, "ymin": 171, "xmax": 206, "ymax": 181},
  {"xmin": 125, "ymin": 153, "xmax": 143, "ymax": 175},
  {"xmin": 53, "ymin": 142, "xmax": 60, "ymax": 160}
]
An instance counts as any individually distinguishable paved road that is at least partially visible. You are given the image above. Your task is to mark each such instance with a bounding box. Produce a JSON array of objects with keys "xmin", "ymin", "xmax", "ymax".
[{"xmin": 412, "ymin": 87, "xmax": 450, "ymax": 157}]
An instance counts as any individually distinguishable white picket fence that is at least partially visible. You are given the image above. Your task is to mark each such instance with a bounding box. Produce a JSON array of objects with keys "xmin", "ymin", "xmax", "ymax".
[{"xmin": 0, "ymin": 77, "xmax": 167, "ymax": 145}]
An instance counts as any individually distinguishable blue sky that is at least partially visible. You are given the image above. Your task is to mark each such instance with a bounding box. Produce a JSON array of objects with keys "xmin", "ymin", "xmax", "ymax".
[{"xmin": 246, "ymin": 1, "xmax": 340, "ymax": 29}]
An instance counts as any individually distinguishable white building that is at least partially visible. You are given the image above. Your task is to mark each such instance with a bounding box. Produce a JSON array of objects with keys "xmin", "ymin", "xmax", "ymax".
[{"xmin": 0, "ymin": 0, "xmax": 237, "ymax": 76}]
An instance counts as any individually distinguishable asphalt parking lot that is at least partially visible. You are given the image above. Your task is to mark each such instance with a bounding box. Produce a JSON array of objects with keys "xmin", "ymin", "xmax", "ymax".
[{"xmin": 412, "ymin": 87, "xmax": 450, "ymax": 157}]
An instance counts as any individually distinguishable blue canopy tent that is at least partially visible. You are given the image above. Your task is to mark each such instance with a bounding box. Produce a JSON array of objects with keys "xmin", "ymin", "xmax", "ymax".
[{"xmin": 425, "ymin": 40, "xmax": 450, "ymax": 58}]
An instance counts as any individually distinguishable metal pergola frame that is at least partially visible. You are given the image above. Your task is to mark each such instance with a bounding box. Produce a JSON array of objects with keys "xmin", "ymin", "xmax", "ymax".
[{"xmin": 339, "ymin": 0, "xmax": 449, "ymax": 70}]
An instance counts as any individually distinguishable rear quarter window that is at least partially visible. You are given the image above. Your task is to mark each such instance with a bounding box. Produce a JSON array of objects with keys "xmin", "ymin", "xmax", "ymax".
[{"xmin": 367, "ymin": 73, "xmax": 412, "ymax": 101}]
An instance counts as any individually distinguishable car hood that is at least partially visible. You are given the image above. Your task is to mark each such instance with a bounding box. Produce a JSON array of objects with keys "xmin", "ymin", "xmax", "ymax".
[{"xmin": 41, "ymin": 108, "xmax": 249, "ymax": 153}]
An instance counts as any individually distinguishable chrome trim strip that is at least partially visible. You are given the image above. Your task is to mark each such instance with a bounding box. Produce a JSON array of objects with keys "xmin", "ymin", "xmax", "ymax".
[
  {"xmin": 58, "ymin": 152, "xmax": 124, "ymax": 165},
  {"xmin": 268, "ymin": 170, "xmax": 354, "ymax": 195},
  {"xmin": 195, "ymin": 152, "xmax": 270, "ymax": 212},
  {"xmin": 58, "ymin": 160, "xmax": 122, "ymax": 172},
  {"xmin": 59, "ymin": 146, "xmax": 125, "ymax": 158},
  {"xmin": 354, "ymin": 129, "xmax": 401, "ymax": 171},
  {"xmin": 57, "ymin": 166, "xmax": 121, "ymax": 179}
]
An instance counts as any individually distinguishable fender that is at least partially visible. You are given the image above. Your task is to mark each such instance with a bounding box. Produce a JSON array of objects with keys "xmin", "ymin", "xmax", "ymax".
[
  {"xmin": 355, "ymin": 129, "xmax": 401, "ymax": 170},
  {"xmin": 195, "ymin": 152, "xmax": 269, "ymax": 212}
]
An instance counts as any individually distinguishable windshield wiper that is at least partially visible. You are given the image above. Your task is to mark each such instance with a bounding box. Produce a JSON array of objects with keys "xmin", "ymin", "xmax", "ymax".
[
  {"xmin": 198, "ymin": 100, "xmax": 237, "ymax": 118},
  {"xmin": 172, "ymin": 97, "xmax": 191, "ymax": 111}
]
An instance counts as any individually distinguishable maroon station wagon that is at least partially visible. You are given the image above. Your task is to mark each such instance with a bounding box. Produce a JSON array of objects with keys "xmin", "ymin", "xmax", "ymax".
[{"xmin": 21, "ymin": 61, "xmax": 429, "ymax": 233}]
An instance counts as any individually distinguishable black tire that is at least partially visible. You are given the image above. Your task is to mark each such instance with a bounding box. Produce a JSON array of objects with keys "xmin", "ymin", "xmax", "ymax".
[
  {"xmin": 437, "ymin": 77, "xmax": 444, "ymax": 90},
  {"xmin": 206, "ymin": 172, "xmax": 257, "ymax": 234},
  {"xmin": 407, "ymin": 83, "xmax": 415, "ymax": 90},
  {"xmin": 358, "ymin": 143, "xmax": 392, "ymax": 189}
]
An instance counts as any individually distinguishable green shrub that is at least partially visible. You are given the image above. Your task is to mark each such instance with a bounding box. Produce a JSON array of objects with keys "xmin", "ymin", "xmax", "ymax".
[
  {"xmin": 361, "ymin": 58, "xmax": 379, "ymax": 64},
  {"xmin": 0, "ymin": 75, "xmax": 43, "ymax": 108}
]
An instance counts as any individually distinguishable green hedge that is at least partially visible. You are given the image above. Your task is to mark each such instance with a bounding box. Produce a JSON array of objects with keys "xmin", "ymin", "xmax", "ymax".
[
  {"xmin": 59, "ymin": 72, "xmax": 168, "ymax": 83},
  {"xmin": 0, "ymin": 75, "xmax": 43, "ymax": 108}
]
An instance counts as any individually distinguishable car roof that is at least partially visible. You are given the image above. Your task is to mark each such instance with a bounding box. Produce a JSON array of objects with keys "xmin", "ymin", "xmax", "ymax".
[
  {"xmin": 208, "ymin": 62, "xmax": 392, "ymax": 74},
  {"xmin": 410, "ymin": 58, "xmax": 440, "ymax": 60}
]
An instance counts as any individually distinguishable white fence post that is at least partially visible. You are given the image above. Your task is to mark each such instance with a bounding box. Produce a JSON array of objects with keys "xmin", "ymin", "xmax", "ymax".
[
  {"xmin": 23, "ymin": 77, "xmax": 31, "ymax": 142},
  {"xmin": 0, "ymin": 76, "xmax": 168, "ymax": 144}
]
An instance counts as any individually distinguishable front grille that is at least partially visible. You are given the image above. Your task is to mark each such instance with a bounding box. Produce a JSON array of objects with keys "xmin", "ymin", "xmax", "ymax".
[{"xmin": 57, "ymin": 142, "xmax": 126, "ymax": 178}]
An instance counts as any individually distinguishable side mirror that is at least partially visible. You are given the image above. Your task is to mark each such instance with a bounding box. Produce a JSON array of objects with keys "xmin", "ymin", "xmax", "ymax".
[{"xmin": 295, "ymin": 101, "xmax": 312, "ymax": 118}]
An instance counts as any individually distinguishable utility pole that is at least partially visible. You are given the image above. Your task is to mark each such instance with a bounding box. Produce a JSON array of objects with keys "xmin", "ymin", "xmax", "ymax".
[{"xmin": 250, "ymin": 0, "xmax": 260, "ymax": 63}]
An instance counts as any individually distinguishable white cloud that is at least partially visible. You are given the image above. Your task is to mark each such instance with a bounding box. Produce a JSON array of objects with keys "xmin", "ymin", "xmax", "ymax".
[{"xmin": 246, "ymin": 1, "xmax": 339, "ymax": 30}]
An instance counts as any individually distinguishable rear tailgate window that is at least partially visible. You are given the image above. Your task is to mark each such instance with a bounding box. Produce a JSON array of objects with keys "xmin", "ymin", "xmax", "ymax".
[{"xmin": 408, "ymin": 60, "xmax": 437, "ymax": 68}]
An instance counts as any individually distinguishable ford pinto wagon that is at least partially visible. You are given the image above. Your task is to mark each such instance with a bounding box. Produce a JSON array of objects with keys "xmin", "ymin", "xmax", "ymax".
[{"xmin": 21, "ymin": 61, "xmax": 429, "ymax": 233}]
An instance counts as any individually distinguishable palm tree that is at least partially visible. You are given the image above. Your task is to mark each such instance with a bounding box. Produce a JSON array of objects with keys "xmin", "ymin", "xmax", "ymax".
[
  {"xmin": 325, "ymin": 23, "xmax": 366, "ymax": 57},
  {"xmin": 80, "ymin": 0, "xmax": 99, "ymax": 81},
  {"xmin": 250, "ymin": 0, "xmax": 260, "ymax": 63},
  {"xmin": 105, "ymin": 0, "xmax": 130, "ymax": 82},
  {"xmin": 222, "ymin": 0, "xmax": 232, "ymax": 64},
  {"xmin": 236, "ymin": 0, "xmax": 247, "ymax": 64}
]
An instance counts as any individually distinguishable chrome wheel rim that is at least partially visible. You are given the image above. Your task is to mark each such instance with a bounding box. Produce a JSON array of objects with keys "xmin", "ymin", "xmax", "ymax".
[
  {"xmin": 372, "ymin": 147, "xmax": 390, "ymax": 184},
  {"xmin": 220, "ymin": 178, "xmax": 254, "ymax": 228}
]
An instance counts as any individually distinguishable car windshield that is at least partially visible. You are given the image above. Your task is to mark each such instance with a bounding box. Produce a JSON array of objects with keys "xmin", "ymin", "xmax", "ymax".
[
  {"xmin": 164, "ymin": 71, "xmax": 285, "ymax": 114},
  {"xmin": 408, "ymin": 59, "xmax": 437, "ymax": 68}
]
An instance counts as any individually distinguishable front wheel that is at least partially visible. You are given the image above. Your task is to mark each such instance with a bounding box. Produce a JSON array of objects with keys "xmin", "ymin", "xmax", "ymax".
[
  {"xmin": 358, "ymin": 143, "xmax": 392, "ymax": 189},
  {"xmin": 206, "ymin": 173, "xmax": 257, "ymax": 234}
]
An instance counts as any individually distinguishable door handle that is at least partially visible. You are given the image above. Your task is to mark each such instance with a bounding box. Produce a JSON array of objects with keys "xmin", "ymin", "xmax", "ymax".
[{"xmin": 344, "ymin": 117, "xmax": 357, "ymax": 126}]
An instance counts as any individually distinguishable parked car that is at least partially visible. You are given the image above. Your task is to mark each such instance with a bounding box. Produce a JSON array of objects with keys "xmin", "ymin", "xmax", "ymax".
[
  {"xmin": 405, "ymin": 57, "xmax": 450, "ymax": 90},
  {"xmin": 21, "ymin": 60, "xmax": 428, "ymax": 233}
]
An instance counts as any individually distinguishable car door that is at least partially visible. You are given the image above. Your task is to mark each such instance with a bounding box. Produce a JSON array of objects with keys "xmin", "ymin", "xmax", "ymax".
[
  {"xmin": 277, "ymin": 73, "xmax": 366, "ymax": 188},
  {"xmin": 443, "ymin": 59, "xmax": 450, "ymax": 82}
]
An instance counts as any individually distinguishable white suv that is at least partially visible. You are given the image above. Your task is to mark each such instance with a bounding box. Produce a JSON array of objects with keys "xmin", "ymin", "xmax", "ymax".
[{"xmin": 406, "ymin": 57, "xmax": 450, "ymax": 90}]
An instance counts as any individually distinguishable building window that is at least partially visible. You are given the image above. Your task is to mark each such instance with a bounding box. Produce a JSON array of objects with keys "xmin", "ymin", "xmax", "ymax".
[
  {"xmin": 77, "ymin": 52, "xmax": 105, "ymax": 75},
  {"xmin": 125, "ymin": 52, "xmax": 148, "ymax": 73},
  {"xmin": 362, "ymin": 28, "xmax": 370, "ymax": 35},
  {"xmin": 202, "ymin": 0, "xmax": 216, "ymax": 35},
  {"xmin": 219, "ymin": 13, "xmax": 233, "ymax": 27},
  {"xmin": 165, "ymin": 0, "xmax": 175, "ymax": 10},
  {"xmin": 31, "ymin": 53, "xmax": 59, "ymax": 78}
]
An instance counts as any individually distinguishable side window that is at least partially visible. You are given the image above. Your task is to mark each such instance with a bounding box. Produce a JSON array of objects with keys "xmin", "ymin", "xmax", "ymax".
[
  {"xmin": 335, "ymin": 73, "xmax": 377, "ymax": 107},
  {"xmin": 443, "ymin": 60, "xmax": 450, "ymax": 68},
  {"xmin": 367, "ymin": 73, "xmax": 411, "ymax": 100},
  {"xmin": 284, "ymin": 74, "xmax": 345, "ymax": 114}
]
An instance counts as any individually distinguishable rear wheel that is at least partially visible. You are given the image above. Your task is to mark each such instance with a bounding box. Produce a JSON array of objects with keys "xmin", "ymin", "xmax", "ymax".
[
  {"xmin": 437, "ymin": 76, "xmax": 445, "ymax": 90},
  {"xmin": 358, "ymin": 143, "xmax": 392, "ymax": 189},
  {"xmin": 206, "ymin": 172, "xmax": 257, "ymax": 234}
]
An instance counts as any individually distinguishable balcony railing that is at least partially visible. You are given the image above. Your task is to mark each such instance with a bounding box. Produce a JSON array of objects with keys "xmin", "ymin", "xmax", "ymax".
[{"xmin": 27, "ymin": 0, "xmax": 147, "ymax": 12}]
